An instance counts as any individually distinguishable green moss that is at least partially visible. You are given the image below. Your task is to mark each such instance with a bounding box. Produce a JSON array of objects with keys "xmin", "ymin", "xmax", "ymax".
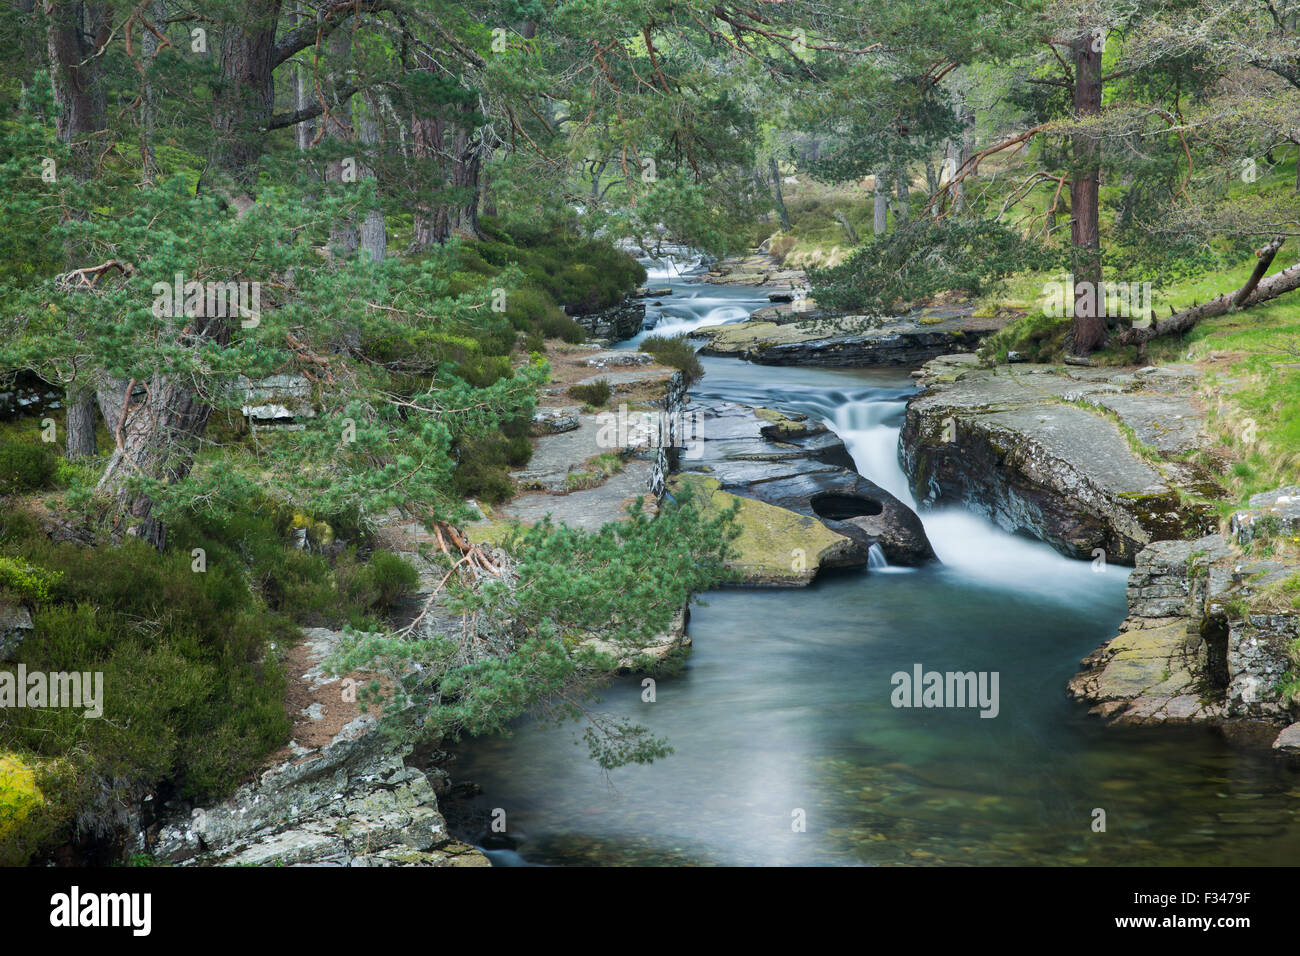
[{"xmin": 670, "ymin": 474, "xmax": 846, "ymax": 584}]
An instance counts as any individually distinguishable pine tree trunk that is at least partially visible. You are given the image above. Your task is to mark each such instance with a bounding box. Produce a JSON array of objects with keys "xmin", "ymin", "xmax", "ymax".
[
  {"xmin": 97, "ymin": 316, "xmax": 231, "ymax": 549},
  {"xmin": 770, "ymin": 156, "xmax": 791, "ymax": 231},
  {"xmin": 324, "ymin": 30, "xmax": 359, "ymax": 257},
  {"xmin": 874, "ymin": 170, "xmax": 889, "ymax": 235},
  {"xmin": 65, "ymin": 386, "xmax": 97, "ymax": 458},
  {"xmin": 409, "ymin": 62, "xmax": 484, "ymax": 252},
  {"xmin": 358, "ymin": 99, "xmax": 386, "ymax": 261},
  {"xmin": 208, "ymin": 4, "xmax": 280, "ymax": 192},
  {"xmin": 893, "ymin": 169, "xmax": 910, "ymax": 222},
  {"xmin": 1069, "ymin": 30, "xmax": 1106, "ymax": 356},
  {"xmin": 293, "ymin": 5, "xmax": 314, "ymax": 152},
  {"xmin": 138, "ymin": 0, "xmax": 164, "ymax": 182},
  {"xmin": 46, "ymin": 0, "xmax": 108, "ymax": 458},
  {"xmin": 110, "ymin": 4, "xmax": 280, "ymax": 547}
]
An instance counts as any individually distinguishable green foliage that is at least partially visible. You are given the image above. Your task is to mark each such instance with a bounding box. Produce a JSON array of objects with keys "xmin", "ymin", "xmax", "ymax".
[
  {"xmin": 0, "ymin": 555, "xmax": 62, "ymax": 603},
  {"xmin": 473, "ymin": 220, "xmax": 645, "ymax": 316},
  {"xmin": 539, "ymin": 312, "xmax": 587, "ymax": 343},
  {"xmin": 352, "ymin": 551, "xmax": 419, "ymax": 610},
  {"xmin": 568, "ymin": 381, "xmax": 612, "ymax": 407},
  {"xmin": 978, "ymin": 309, "xmax": 1071, "ymax": 364},
  {"xmin": 811, "ymin": 218, "xmax": 1053, "ymax": 313},
  {"xmin": 327, "ymin": 490, "xmax": 740, "ymax": 769},
  {"xmin": 639, "ymin": 334, "xmax": 704, "ymax": 385},
  {"xmin": 0, "ymin": 443, "xmax": 55, "ymax": 495},
  {"xmin": 0, "ymin": 486, "xmax": 438, "ymax": 862}
]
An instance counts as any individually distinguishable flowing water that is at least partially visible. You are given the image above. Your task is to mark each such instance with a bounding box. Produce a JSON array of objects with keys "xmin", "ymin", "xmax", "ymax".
[{"xmin": 448, "ymin": 259, "xmax": 1300, "ymax": 866}]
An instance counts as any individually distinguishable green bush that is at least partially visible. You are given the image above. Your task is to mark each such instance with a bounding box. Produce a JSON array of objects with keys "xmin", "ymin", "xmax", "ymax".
[
  {"xmin": 471, "ymin": 221, "xmax": 646, "ymax": 316},
  {"xmin": 640, "ymin": 334, "xmax": 704, "ymax": 385},
  {"xmin": 504, "ymin": 287, "xmax": 565, "ymax": 331},
  {"xmin": 452, "ymin": 354, "xmax": 515, "ymax": 388},
  {"xmin": 977, "ymin": 310, "xmax": 1070, "ymax": 364},
  {"xmin": 0, "ymin": 556, "xmax": 62, "ymax": 603},
  {"xmin": 451, "ymin": 434, "xmax": 518, "ymax": 504},
  {"xmin": 363, "ymin": 551, "xmax": 419, "ymax": 609},
  {"xmin": 568, "ymin": 381, "xmax": 612, "ymax": 407},
  {"xmin": 0, "ymin": 507, "xmax": 42, "ymax": 543},
  {"xmin": 0, "ymin": 443, "xmax": 55, "ymax": 495},
  {"xmin": 504, "ymin": 435, "xmax": 533, "ymax": 466},
  {"xmin": 539, "ymin": 312, "xmax": 586, "ymax": 343}
]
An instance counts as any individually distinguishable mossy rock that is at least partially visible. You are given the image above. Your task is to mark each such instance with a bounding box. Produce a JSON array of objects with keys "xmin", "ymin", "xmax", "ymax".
[
  {"xmin": 0, "ymin": 754, "xmax": 43, "ymax": 863},
  {"xmin": 754, "ymin": 407, "xmax": 824, "ymax": 440},
  {"xmin": 671, "ymin": 474, "xmax": 850, "ymax": 586}
]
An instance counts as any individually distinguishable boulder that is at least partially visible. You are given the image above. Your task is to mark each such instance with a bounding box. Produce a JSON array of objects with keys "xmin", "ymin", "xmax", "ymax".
[
  {"xmin": 1273, "ymin": 722, "xmax": 1300, "ymax": 754},
  {"xmin": 674, "ymin": 400, "xmax": 936, "ymax": 582},
  {"xmin": 671, "ymin": 473, "xmax": 860, "ymax": 586},
  {"xmin": 570, "ymin": 300, "xmax": 646, "ymax": 343},
  {"xmin": 901, "ymin": 359, "xmax": 1221, "ymax": 563}
]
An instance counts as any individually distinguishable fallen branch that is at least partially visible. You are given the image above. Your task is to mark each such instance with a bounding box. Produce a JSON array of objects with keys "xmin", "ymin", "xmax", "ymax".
[{"xmin": 1117, "ymin": 238, "xmax": 1295, "ymax": 346}]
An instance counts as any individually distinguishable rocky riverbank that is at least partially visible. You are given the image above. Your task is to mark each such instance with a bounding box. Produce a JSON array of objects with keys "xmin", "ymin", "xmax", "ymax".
[
  {"xmin": 695, "ymin": 305, "xmax": 1007, "ymax": 367},
  {"xmin": 900, "ymin": 355, "xmax": 1221, "ymax": 563},
  {"xmin": 1065, "ymin": 487, "xmax": 1300, "ymax": 751},
  {"xmin": 569, "ymin": 298, "xmax": 648, "ymax": 345},
  {"xmin": 898, "ymin": 354, "xmax": 1300, "ymax": 750},
  {"xmin": 469, "ymin": 340, "xmax": 934, "ymax": 588},
  {"xmin": 149, "ymin": 626, "xmax": 487, "ymax": 867}
]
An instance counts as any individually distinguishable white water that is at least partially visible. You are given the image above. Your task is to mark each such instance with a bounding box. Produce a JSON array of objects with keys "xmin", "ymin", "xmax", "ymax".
[
  {"xmin": 625, "ymin": 255, "xmax": 769, "ymax": 346},
  {"xmin": 826, "ymin": 393, "xmax": 1112, "ymax": 607}
]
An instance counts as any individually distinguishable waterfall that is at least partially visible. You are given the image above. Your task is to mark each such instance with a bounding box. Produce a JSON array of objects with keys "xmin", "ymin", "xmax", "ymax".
[{"xmin": 620, "ymin": 256, "xmax": 770, "ymax": 346}]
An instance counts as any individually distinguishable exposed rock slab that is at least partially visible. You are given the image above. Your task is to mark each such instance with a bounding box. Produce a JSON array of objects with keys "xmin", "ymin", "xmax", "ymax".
[
  {"xmin": 696, "ymin": 309, "xmax": 1003, "ymax": 367},
  {"xmin": 150, "ymin": 627, "xmax": 487, "ymax": 867},
  {"xmin": 1069, "ymin": 531, "xmax": 1299, "ymax": 732},
  {"xmin": 0, "ymin": 603, "xmax": 33, "ymax": 662},
  {"xmin": 696, "ymin": 252, "xmax": 806, "ymax": 289},
  {"xmin": 900, "ymin": 359, "xmax": 1221, "ymax": 563}
]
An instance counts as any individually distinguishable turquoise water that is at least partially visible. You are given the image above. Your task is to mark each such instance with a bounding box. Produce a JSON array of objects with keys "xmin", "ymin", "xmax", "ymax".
[{"xmin": 447, "ymin": 273, "xmax": 1300, "ymax": 866}]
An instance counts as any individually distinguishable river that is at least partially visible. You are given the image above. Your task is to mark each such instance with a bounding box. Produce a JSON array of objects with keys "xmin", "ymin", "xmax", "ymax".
[{"xmin": 446, "ymin": 258, "xmax": 1300, "ymax": 866}]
